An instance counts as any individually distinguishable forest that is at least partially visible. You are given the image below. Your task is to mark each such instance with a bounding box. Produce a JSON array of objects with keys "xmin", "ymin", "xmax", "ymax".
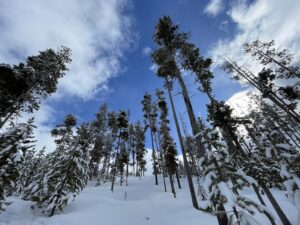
[{"xmin": 0, "ymin": 14, "xmax": 300, "ymax": 225}]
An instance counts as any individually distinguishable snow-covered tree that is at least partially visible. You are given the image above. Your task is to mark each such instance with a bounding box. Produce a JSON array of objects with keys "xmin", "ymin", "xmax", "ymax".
[
  {"xmin": 29, "ymin": 114, "xmax": 89, "ymax": 216},
  {"xmin": 0, "ymin": 47, "xmax": 71, "ymax": 128},
  {"xmin": 135, "ymin": 121, "xmax": 147, "ymax": 177},
  {"xmin": 0, "ymin": 118, "xmax": 35, "ymax": 212},
  {"xmin": 199, "ymin": 129, "xmax": 275, "ymax": 225}
]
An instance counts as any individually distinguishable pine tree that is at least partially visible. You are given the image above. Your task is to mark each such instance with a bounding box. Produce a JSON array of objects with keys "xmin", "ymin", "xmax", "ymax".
[
  {"xmin": 244, "ymin": 40, "xmax": 300, "ymax": 79},
  {"xmin": 111, "ymin": 111, "xmax": 129, "ymax": 191},
  {"xmin": 90, "ymin": 104, "xmax": 108, "ymax": 181},
  {"xmin": 222, "ymin": 58, "xmax": 300, "ymax": 123},
  {"xmin": 22, "ymin": 147, "xmax": 47, "ymax": 201},
  {"xmin": 135, "ymin": 121, "xmax": 147, "ymax": 178},
  {"xmin": 152, "ymin": 16, "xmax": 206, "ymax": 157},
  {"xmin": 156, "ymin": 89, "xmax": 178, "ymax": 198},
  {"xmin": 128, "ymin": 123, "xmax": 137, "ymax": 177},
  {"xmin": 199, "ymin": 129, "xmax": 275, "ymax": 225},
  {"xmin": 0, "ymin": 118, "xmax": 35, "ymax": 212},
  {"xmin": 0, "ymin": 47, "xmax": 71, "ymax": 128},
  {"xmin": 30, "ymin": 114, "xmax": 89, "ymax": 216},
  {"xmin": 142, "ymin": 93, "xmax": 159, "ymax": 185}
]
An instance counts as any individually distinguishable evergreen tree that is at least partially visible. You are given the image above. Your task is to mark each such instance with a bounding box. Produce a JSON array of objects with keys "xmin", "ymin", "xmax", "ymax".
[
  {"xmin": 22, "ymin": 148, "xmax": 47, "ymax": 201},
  {"xmin": 156, "ymin": 89, "xmax": 177, "ymax": 197},
  {"xmin": 90, "ymin": 104, "xmax": 108, "ymax": 181},
  {"xmin": 0, "ymin": 47, "xmax": 71, "ymax": 128},
  {"xmin": 135, "ymin": 121, "xmax": 147, "ymax": 177},
  {"xmin": 111, "ymin": 111, "xmax": 129, "ymax": 191},
  {"xmin": 223, "ymin": 58, "xmax": 300, "ymax": 123},
  {"xmin": 30, "ymin": 114, "xmax": 89, "ymax": 216},
  {"xmin": 199, "ymin": 129, "xmax": 275, "ymax": 225},
  {"xmin": 142, "ymin": 93, "xmax": 159, "ymax": 185},
  {"xmin": 244, "ymin": 40, "xmax": 300, "ymax": 79},
  {"xmin": 152, "ymin": 16, "xmax": 206, "ymax": 157},
  {"xmin": 0, "ymin": 118, "xmax": 35, "ymax": 212}
]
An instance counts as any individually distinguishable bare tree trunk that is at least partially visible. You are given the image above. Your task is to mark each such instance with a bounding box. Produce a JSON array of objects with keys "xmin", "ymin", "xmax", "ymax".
[
  {"xmin": 126, "ymin": 162, "xmax": 129, "ymax": 186},
  {"xmin": 175, "ymin": 166, "xmax": 181, "ymax": 189},
  {"xmin": 111, "ymin": 137, "xmax": 121, "ymax": 192},
  {"xmin": 163, "ymin": 173, "xmax": 167, "ymax": 192},
  {"xmin": 150, "ymin": 130, "xmax": 158, "ymax": 185},
  {"xmin": 261, "ymin": 184, "xmax": 291, "ymax": 225},
  {"xmin": 177, "ymin": 75, "xmax": 206, "ymax": 157},
  {"xmin": 215, "ymin": 204, "xmax": 229, "ymax": 225},
  {"xmin": 165, "ymin": 77, "xmax": 199, "ymax": 209},
  {"xmin": 169, "ymin": 173, "xmax": 176, "ymax": 198}
]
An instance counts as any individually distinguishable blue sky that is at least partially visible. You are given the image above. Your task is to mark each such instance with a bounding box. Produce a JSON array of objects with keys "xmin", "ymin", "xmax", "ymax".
[
  {"xmin": 48, "ymin": 0, "xmax": 244, "ymax": 148},
  {"xmin": 1, "ymin": 0, "xmax": 300, "ymax": 151}
]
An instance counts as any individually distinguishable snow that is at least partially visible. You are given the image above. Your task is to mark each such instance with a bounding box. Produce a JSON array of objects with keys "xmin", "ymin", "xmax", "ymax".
[{"xmin": 0, "ymin": 176, "xmax": 298, "ymax": 225}]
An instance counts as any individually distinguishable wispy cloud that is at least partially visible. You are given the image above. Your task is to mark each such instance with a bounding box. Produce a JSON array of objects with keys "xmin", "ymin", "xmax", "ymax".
[
  {"xmin": 142, "ymin": 47, "xmax": 152, "ymax": 56},
  {"xmin": 204, "ymin": 0, "xmax": 224, "ymax": 17},
  {"xmin": 0, "ymin": 0, "xmax": 136, "ymax": 151},
  {"xmin": 149, "ymin": 64, "xmax": 158, "ymax": 72},
  {"xmin": 209, "ymin": 0, "xmax": 300, "ymax": 71},
  {"xmin": 0, "ymin": 0, "xmax": 135, "ymax": 100}
]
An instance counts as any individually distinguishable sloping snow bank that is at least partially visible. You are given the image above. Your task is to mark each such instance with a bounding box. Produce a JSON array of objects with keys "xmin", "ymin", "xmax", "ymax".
[{"xmin": 0, "ymin": 176, "xmax": 298, "ymax": 225}]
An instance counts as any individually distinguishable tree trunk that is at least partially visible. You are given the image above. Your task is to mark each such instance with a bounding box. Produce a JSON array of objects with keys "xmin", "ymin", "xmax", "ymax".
[
  {"xmin": 165, "ymin": 77, "xmax": 199, "ymax": 209},
  {"xmin": 261, "ymin": 183, "xmax": 291, "ymax": 225},
  {"xmin": 163, "ymin": 173, "xmax": 167, "ymax": 192},
  {"xmin": 177, "ymin": 75, "xmax": 206, "ymax": 157},
  {"xmin": 169, "ymin": 173, "xmax": 176, "ymax": 198},
  {"xmin": 150, "ymin": 130, "xmax": 158, "ymax": 185},
  {"xmin": 175, "ymin": 166, "xmax": 181, "ymax": 189},
  {"xmin": 216, "ymin": 204, "xmax": 229, "ymax": 225},
  {"xmin": 126, "ymin": 162, "xmax": 129, "ymax": 186}
]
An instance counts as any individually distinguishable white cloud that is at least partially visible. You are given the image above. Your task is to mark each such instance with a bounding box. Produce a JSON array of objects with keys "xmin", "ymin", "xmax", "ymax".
[
  {"xmin": 142, "ymin": 47, "xmax": 152, "ymax": 56},
  {"xmin": 210, "ymin": 0, "xmax": 300, "ymax": 70},
  {"xmin": 149, "ymin": 64, "xmax": 158, "ymax": 72},
  {"xmin": 0, "ymin": 0, "xmax": 135, "ymax": 100},
  {"xmin": 204, "ymin": 0, "xmax": 224, "ymax": 17}
]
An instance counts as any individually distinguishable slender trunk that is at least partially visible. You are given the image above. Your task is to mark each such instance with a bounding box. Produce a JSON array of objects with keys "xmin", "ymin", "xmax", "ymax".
[
  {"xmin": 111, "ymin": 136, "xmax": 121, "ymax": 192},
  {"xmin": 169, "ymin": 173, "xmax": 176, "ymax": 198},
  {"xmin": 165, "ymin": 77, "xmax": 199, "ymax": 209},
  {"xmin": 175, "ymin": 166, "xmax": 181, "ymax": 189},
  {"xmin": 216, "ymin": 204, "xmax": 229, "ymax": 225},
  {"xmin": 261, "ymin": 184, "xmax": 292, "ymax": 225},
  {"xmin": 252, "ymin": 184, "xmax": 266, "ymax": 206},
  {"xmin": 132, "ymin": 151, "xmax": 136, "ymax": 176},
  {"xmin": 126, "ymin": 162, "xmax": 129, "ymax": 186},
  {"xmin": 120, "ymin": 169, "xmax": 123, "ymax": 186},
  {"xmin": 177, "ymin": 75, "xmax": 206, "ymax": 157},
  {"xmin": 150, "ymin": 130, "xmax": 158, "ymax": 185},
  {"xmin": 163, "ymin": 172, "xmax": 167, "ymax": 192}
]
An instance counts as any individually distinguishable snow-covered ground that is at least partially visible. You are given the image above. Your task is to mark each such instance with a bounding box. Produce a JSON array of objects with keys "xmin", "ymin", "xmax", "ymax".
[{"xmin": 0, "ymin": 176, "xmax": 298, "ymax": 225}]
